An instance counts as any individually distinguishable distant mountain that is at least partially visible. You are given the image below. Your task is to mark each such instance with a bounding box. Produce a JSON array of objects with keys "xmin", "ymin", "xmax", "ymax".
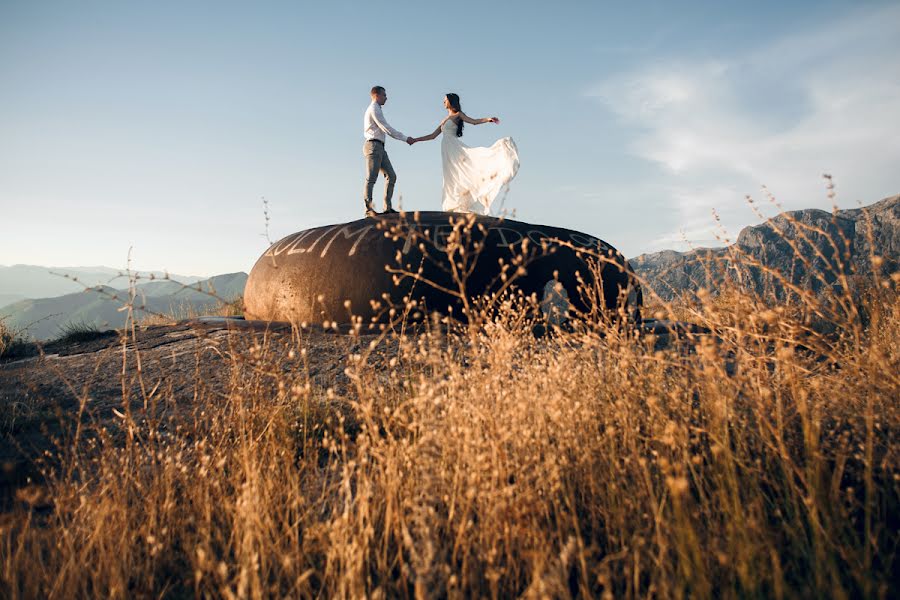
[
  {"xmin": 630, "ymin": 194, "xmax": 900, "ymax": 300},
  {"xmin": 0, "ymin": 272, "xmax": 247, "ymax": 341},
  {"xmin": 0, "ymin": 265, "xmax": 205, "ymax": 302}
]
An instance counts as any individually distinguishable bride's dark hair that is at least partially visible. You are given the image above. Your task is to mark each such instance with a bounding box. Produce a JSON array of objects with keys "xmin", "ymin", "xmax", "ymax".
[{"xmin": 446, "ymin": 93, "xmax": 463, "ymax": 137}]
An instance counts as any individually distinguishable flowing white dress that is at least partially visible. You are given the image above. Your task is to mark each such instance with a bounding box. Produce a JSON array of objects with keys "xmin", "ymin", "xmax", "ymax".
[{"xmin": 440, "ymin": 117, "xmax": 519, "ymax": 214}]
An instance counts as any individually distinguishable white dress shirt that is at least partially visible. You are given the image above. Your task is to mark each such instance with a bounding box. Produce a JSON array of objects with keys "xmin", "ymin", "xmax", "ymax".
[{"xmin": 364, "ymin": 101, "xmax": 407, "ymax": 143}]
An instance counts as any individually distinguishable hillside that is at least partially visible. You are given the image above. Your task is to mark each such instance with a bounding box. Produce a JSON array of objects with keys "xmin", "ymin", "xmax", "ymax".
[
  {"xmin": 0, "ymin": 294, "xmax": 26, "ymax": 311},
  {"xmin": 0, "ymin": 272, "xmax": 247, "ymax": 340},
  {"xmin": 630, "ymin": 194, "xmax": 900, "ymax": 300}
]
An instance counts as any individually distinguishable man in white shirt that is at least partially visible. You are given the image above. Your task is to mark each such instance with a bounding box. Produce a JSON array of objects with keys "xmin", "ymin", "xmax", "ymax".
[{"xmin": 363, "ymin": 85, "xmax": 414, "ymax": 217}]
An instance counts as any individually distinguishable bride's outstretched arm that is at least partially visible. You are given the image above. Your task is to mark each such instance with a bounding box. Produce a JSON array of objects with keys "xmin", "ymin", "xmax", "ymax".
[
  {"xmin": 458, "ymin": 111, "xmax": 499, "ymax": 125},
  {"xmin": 410, "ymin": 124, "xmax": 442, "ymax": 144}
]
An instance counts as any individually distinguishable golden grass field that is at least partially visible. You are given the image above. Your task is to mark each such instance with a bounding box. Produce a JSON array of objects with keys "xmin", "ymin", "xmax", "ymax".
[{"xmin": 1, "ymin": 214, "xmax": 897, "ymax": 599}]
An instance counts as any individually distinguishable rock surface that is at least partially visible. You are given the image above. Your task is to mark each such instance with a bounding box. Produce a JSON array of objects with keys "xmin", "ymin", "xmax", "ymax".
[{"xmin": 245, "ymin": 212, "xmax": 641, "ymax": 325}]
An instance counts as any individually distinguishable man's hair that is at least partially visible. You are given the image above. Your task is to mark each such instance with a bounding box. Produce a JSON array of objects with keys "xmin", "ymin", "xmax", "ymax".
[{"xmin": 371, "ymin": 86, "xmax": 385, "ymax": 96}]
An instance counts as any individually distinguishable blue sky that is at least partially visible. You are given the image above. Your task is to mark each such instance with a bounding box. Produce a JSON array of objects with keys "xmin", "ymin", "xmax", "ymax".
[{"xmin": 1, "ymin": 0, "xmax": 898, "ymax": 276}]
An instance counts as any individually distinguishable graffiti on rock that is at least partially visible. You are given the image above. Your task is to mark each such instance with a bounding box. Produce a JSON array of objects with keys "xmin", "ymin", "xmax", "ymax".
[{"xmin": 267, "ymin": 224, "xmax": 375, "ymax": 258}]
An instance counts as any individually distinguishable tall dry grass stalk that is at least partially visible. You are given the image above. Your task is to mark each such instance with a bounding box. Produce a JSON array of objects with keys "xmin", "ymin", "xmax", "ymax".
[{"xmin": 1, "ymin": 208, "xmax": 897, "ymax": 598}]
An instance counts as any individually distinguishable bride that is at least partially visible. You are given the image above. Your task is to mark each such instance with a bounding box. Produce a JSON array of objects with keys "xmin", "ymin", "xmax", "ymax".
[{"xmin": 410, "ymin": 93, "xmax": 519, "ymax": 214}]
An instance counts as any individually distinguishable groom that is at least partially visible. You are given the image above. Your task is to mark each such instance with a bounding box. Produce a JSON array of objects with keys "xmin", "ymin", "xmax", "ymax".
[{"xmin": 363, "ymin": 85, "xmax": 414, "ymax": 217}]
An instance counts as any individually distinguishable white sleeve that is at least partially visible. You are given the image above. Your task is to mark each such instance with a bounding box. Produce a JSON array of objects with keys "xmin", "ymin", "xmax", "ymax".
[{"xmin": 371, "ymin": 103, "xmax": 407, "ymax": 141}]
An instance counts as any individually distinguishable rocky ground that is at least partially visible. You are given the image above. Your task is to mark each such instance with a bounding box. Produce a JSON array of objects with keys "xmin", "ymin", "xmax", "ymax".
[{"xmin": 0, "ymin": 319, "xmax": 385, "ymax": 508}]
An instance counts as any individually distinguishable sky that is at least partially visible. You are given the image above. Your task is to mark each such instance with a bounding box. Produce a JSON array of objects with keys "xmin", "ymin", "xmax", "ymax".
[{"xmin": 1, "ymin": 0, "xmax": 898, "ymax": 276}]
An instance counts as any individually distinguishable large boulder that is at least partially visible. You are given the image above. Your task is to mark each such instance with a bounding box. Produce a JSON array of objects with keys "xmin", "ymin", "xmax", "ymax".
[{"xmin": 244, "ymin": 212, "xmax": 640, "ymax": 325}]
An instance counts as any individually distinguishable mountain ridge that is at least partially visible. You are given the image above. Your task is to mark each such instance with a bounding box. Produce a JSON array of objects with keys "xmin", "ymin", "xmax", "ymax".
[
  {"xmin": 0, "ymin": 272, "xmax": 247, "ymax": 340},
  {"xmin": 630, "ymin": 194, "xmax": 900, "ymax": 300},
  {"xmin": 0, "ymin": 265, "xmax": 206, "ymax": 306}
]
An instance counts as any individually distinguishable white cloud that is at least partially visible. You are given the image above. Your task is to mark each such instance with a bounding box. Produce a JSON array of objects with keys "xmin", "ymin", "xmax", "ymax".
[
  {"xmin": 589, "ymin": 4, "xmax": 900, "ymax": 251},
  {"xmin": 652, "ymin": 185, "xmax": 743, "ymax": 248}
]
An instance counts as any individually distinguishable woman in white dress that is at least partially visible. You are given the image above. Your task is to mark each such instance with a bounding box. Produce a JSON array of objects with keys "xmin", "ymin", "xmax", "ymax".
[{"xmin": 410, "ymin": 93, "xmax": 519, "ymax": 214}]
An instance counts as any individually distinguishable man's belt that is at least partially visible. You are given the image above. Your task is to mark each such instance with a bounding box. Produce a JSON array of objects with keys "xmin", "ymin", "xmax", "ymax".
[{"xmin": 365, "ymin": 139, "xmax": 384, "ymax": 144}]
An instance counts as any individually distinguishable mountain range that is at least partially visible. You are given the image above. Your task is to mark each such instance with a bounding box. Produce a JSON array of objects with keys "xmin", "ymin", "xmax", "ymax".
[
  {"xmin": 630, "ymin": 194, "xmax": 899, "ymax": 301},
  {"xmin": 1, "ymin": 272, "xmax": 247, "ymax": 341},
  {"xmin": 0, "ymin": 265, "xmax": 205, "ymax": 310}
]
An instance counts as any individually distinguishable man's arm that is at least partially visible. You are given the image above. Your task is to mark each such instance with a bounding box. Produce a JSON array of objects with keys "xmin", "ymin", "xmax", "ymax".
[{"xmin": 371, "ymin": 103, "xmax": 409, "ymax": 142}]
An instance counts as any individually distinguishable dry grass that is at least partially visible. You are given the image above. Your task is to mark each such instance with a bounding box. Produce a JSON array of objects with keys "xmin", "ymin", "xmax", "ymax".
[
  {"xmin": 138, "ymin": 296, "xmax": 244, "ymax": 327},
  {"xmin": 0, "ymin": 318, "xmax": 31, "ymax": 361},
  {"xmin": 1, "ymin": 216, "xmax": 897, "ymax": 599}
]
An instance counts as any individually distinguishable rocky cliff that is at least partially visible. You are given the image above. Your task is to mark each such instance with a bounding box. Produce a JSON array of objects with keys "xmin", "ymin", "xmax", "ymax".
[{"xmin": 630, "ymin": 195, "xmax": 899, "ymax": 300}]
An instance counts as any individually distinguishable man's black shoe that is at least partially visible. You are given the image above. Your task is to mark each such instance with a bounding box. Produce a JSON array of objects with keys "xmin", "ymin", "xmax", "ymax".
[
  {"xmin": 365, "ymin": 209, "xmax": 378, "ymax": 218},
  {"xmin": 383, "ymin": 208, "xmax": 398, "ymax": 214}
]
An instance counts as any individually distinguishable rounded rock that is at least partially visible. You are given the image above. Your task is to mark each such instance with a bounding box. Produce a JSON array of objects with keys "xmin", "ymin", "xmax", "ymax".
[{"xmin": 243, "ymin": 211, "xmax": 641, "ymax": 325}]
